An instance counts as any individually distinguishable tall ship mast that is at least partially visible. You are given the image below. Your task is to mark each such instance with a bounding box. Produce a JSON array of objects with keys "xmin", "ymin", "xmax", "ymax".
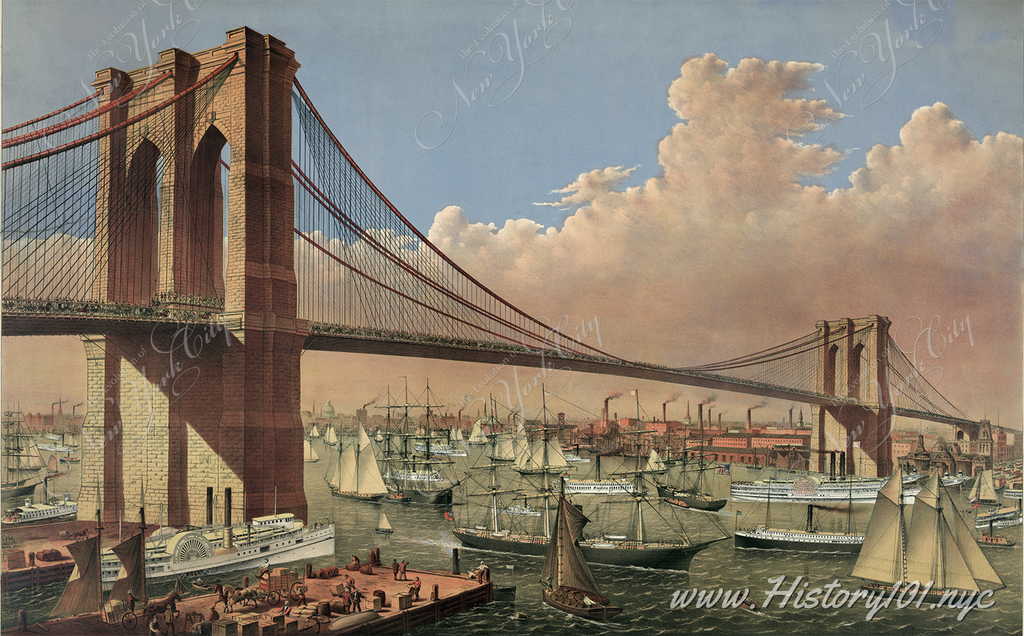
[
  {"xmin": 851, "ymin": 466, "xmax": 1004, "ymax": 600},
  {"xmin": 379, "ymin": 379, "xmax": 458, "ymax": 505},
  {"xmin": 452, "ymin": 388, "xmax": 728, "ymax": 571},
  {"xmin": 2, "ymin": 406, "xmax": 45, "ymax": 502}
]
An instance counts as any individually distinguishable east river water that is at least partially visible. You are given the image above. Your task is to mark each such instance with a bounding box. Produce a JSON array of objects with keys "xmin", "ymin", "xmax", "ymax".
[{"xmin": 4, "ymin": 440, "xmax": 1021, "ymax": 635}]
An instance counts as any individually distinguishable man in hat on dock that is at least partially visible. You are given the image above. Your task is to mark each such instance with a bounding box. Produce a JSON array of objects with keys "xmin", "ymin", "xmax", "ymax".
[
  {"xmin": 352, "ymin": 588, "xmax": 362, "ymax": 612},
  {"xmin": 398, "ymin": 560, "xmax": 408, "ymax": 581},
  {"xmin": 410, "ymin": 577, "xmax": 421, "ymax": 601},
  {"xmin": 126, "ymin": 590, "xmax": 137, "ymax": 612},
  {"xmin": 392, "ymin": 559, "xmax": 399, "ymax": 580}
]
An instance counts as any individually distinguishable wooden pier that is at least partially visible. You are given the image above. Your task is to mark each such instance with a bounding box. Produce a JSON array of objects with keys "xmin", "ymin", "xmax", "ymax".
[{"xmin": 2, "ymin": 560, "xmax": 495, "ymax": 635}]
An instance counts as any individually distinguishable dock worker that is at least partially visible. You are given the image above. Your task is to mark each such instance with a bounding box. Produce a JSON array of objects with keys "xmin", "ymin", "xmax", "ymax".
[
  {"xmin": 279, "ymin": 602, "xmax": 291, "ymax": 617},
  {"xmin": 410, "ymin": 577, "xmax": 421, "ymax": 601},
  {"xmin": 392, "ymin": 559, "xmax": 399, "ymax": 580},
  {"xmin": 208, "ymin": 606, "xmax": 219, "ymax": 623},
  {"xmin": 341, "ymin": 589, "xmax": 352, "ymax": 614},
  {"xmin": 148, "ymin": 616, "xmax": 161, "ymax": 636},
  {"xmin": 398, "ymin": 560, "xmax": 408, "ymax": 581},
  {"xmin": 352, "ymin": 588, "xmax": 362, "ymax": 612},
  {"xmin": 125, "ymin": 590, "xmax": 137, "ymax": 612}
]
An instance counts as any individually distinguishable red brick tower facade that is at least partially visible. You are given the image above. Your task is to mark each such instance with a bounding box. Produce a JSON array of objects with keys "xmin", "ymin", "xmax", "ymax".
[{"xmin": 80, "ymin": 28, "xmax": 307, "ymax": 525}]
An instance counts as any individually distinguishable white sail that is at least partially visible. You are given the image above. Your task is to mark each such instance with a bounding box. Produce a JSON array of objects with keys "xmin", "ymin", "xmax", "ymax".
[
  {"xmin": 330, "ymin": 442, "xmax": 359, "ymax": 492},
  {"xmin": 325, "ymin": 427, "xmax": 339, "ymax": 445},
  {"xmin": 978, "ymin": 470, "xmax": 999, "ymax": 502},
  {"xmin": 377, "ymin": 510, "xmax": 393, "ymax": 532},
  {"xmin": 644, "ymin": 449, "xmax": 666, "ymax": 473},
  {"xmin": 854, "ymin": 469, "xmax": 1003, "ymax": 592},
  {"xmin": 303, "ymin": 439, "xmax": 320, "ymax": 463},
  {"xmin": 331, "ymin": 423, "xmax": 388, "ymax": 495},
  {"xmin": 851, "ymin": 466, "xmax": 907, "ymax": 584},
  {"xmin": 468, "ymin": 420, "xmax": 489, "ymax": 445},
  {"xmin": 491, "ymin": 432, "xmax": 515, "ymax": 461},
  {"xmin": 512, "ymin": 421, "xmax": 527, "ymax": 456},
  {"xmin": 310, "ymin": 425, "xmax": 320, "ymax": 438}
]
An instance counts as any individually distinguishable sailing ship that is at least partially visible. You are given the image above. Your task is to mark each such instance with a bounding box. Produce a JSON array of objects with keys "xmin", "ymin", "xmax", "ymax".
[
  {"xmin": 303, "ymin": 438, "xmax": 320, "ymax": 463},
  {"xmin": 541, "ymin": 480, "xmax": 622, "ymax": 622},
  {"xmin": 375, "ymin": 510, "xmax": 394, "ymax": 535},
  {"xmin": 967, "ymin": 469, "xmax": 1000, "ymax": 505},
  {"xmin": 378, "ymin": 382, "xmax": 459, "ymax": 505},
  {"xmin": 658, "ymin": 444, "xmax": 727, "ymax": 511},
  {"xmin": 2, "ymin": 407, "xmax": 46, "ymax": 502},
  {"xmin": 50, "ymin": 511, "xmax": 104, "ymax": 619},
  {"xmin": 323, "ymin": 425, "xmax": 340, "ymax": 448},
  {"xmin": 851, "ymin": 468, "xmax": 1004, "ymax": 600},
  {"xmin": 487, "ymin": 416, "xmax": 526, "ymax": 463},
  {"xmin": 467, "ymin": 407, "xmax": 499, "ymax": 446},
  {"xmin": 326, "ymin": 423, "xmax": 389, "ymax": 501},
  {"xmin": 453, "ymin": 390, "xmax": 728, "ymax": 571}
]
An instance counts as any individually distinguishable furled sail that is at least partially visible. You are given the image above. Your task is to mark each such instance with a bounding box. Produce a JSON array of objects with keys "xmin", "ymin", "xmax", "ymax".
[{"xmin": 50, "ymin": 535, "xmax": 102, "ymax": 617}]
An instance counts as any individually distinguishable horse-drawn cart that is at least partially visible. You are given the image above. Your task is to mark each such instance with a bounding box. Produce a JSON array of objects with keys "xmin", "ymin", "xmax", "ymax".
[{"xmin": 258, "ymin": 567, "xmax": 307, "ymax": 604}]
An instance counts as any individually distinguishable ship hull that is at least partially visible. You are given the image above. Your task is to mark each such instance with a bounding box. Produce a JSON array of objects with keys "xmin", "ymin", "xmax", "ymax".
[
  {"xmin": 331, "ymin": 491, "xmax": 384, "ymax": 502},
  {"xmin": 402, "ymin": 488, "xmax": 453, "ymax": 505},
  {"xmin": 734, "ymin": 529, "xmax": 863, "ymax": 553},
  {"xmin": 543, "ymin": 587, "xmax": 621, "ymax": 621},
  {"xmin": 100, "ymin": 523, "xmax": 335, "ymax": 591},
  {"xmin": 657, "ymin": 485, "xmax": 727, "ymax": 511},
  {"xmin": 452, "ymin": 529, "xmax": 712, "ymax": 571}
]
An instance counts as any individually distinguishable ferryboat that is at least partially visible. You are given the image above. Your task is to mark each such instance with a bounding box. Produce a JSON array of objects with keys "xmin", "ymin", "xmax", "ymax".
[
  {"xmin": 99, "ymin": 513, "xmax": 335, "ymax": 590},
  {"xmin": 2, "ymin": 494, "xmax": 78, "ymax": 526},
  {"xmin": 730, "ymin": 475, "xmax": 886, "ymax": 504}
]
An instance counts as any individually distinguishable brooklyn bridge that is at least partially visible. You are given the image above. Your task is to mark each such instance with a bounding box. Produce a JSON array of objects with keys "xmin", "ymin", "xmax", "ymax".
[{"xmin": 1, "ymin": 28, "xmax": 990, "ymax": 527}]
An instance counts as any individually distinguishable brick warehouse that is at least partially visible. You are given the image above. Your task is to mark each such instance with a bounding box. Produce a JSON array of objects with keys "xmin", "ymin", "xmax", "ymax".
[{"xmin": 79, "ymin": 27, "xmax": 307, "ymax": 525}]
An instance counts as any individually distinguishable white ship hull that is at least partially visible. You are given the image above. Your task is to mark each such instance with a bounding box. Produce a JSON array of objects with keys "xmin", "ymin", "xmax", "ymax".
[
  {"xmin": 100, "ymin": 518, "xmax": 334, "ymax": 591},
  {"xmin": 564, "ymin": 480, "xmax": 637, "ymax": 495},
  {"xmin": 730, "ymin": 476, "xmax": 885, "ymax": 503}
]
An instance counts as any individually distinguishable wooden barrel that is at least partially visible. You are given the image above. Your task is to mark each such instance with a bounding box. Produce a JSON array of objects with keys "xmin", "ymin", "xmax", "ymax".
[{"xmin": 317, "ymin": 601, "xmax": 331, "ymax": 617}]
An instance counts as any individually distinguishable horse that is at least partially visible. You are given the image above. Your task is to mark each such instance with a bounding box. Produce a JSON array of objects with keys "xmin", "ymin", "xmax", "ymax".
[
  {"xmin": 226, "ymin": 587, "xmax": 262, "ymax": 612},
  {"xmin": 142, "ymin": 591, "xmax": 181, "ymax": 623},
  {"xmin": 214, "ymin": 584, "xmax": 229, "ymax": 610}
]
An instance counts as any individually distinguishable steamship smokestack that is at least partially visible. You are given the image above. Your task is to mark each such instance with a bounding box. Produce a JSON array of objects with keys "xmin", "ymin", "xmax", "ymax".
[
  {"xmin": 224, "ymin": 487, "xmax": 233, "ymax": 549},
  {"xmin": 207, "ymin": 487, "xmax": 213, "ymax": 526}
]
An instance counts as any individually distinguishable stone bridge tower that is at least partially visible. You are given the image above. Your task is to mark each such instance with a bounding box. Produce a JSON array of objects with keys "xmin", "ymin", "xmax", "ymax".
[
  {"xmin": 811, "ymin": 316, "xmax": 894, "ymax": 478},
  {"xmin": 79, "ymin": 28, "xmax": 307, "ymax": 525}
]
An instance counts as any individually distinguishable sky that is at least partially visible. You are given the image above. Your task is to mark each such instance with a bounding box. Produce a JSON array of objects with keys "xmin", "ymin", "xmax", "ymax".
[{"xmin": 1, "ymin": 0, "xmax": 1022, "ymax": 436}]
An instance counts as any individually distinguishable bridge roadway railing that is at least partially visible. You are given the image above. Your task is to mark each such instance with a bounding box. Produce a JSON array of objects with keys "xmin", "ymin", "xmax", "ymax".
[{"xmin": 0, "ymin": 303, "xmax": 977, "ymax": 428}]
